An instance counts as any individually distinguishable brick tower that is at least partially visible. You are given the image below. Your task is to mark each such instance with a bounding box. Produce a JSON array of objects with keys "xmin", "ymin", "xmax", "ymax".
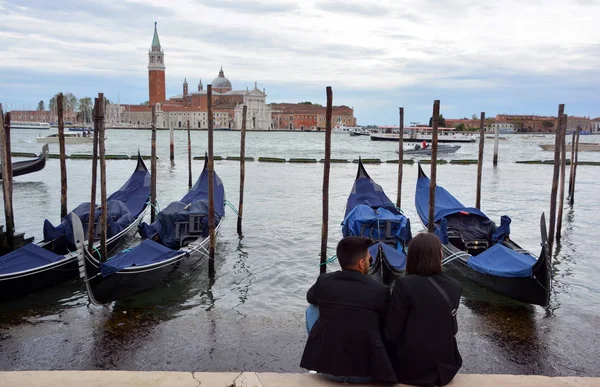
[{"xmin": 148, "ymin": 22, "xmax": 166, "ymax": 105}]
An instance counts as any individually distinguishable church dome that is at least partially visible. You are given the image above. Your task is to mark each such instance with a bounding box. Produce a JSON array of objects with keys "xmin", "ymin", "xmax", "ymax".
[{"xmin": 212, "ymin": 67, "xmax": 232, "ymax": 91}]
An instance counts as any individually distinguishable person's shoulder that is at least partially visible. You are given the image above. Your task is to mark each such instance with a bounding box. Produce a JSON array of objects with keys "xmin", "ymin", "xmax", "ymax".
[{"xmin": 437, "ymin": 273, "xmax": 462, "ymax": 289}]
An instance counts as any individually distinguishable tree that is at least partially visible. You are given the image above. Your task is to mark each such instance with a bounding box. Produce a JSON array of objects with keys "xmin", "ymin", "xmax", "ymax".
[
  {"xmin": 299, "ymin": 101, "xmax": 313, "ymax": 105},
  {"xmin": 78, "ymin": 97, "xmax": 93, "ymax": 123},
  {"xmin": 64, "ymin": 93, "xmax": 78, "ymax": 113},
  {"xmin": 428, "ymin": 114, "xmax": 446, "ymax": 127},
  {"xmin": 542, "ymin": 120, "xmax": 554, "ymax": 129},
  {"xmin": 37, "ymin": 100, "xmax": 45, "ymax": 111},
  {"xmin": 455, "ymin": 123, "xmax": 465, "ymax": 131},
  {"xmin": 140, "ymin": 101, "xmax": 150, "ymax": 106}
]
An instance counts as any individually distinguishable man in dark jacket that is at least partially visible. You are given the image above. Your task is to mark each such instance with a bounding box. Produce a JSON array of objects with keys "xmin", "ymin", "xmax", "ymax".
[{"xmin": 300, "ymin": 236, "xmax": 396, "ymax": 383}]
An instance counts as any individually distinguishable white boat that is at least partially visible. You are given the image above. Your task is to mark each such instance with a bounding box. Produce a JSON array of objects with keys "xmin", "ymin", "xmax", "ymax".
[
  {"xmin": 396, "ymin": 144, "xmax": 461, "ymax": 156},
  {"xmin": 334, "ymin": 124, "xmax": 362, "ymax": 134},
  {"xmin": 371, "ymin": 127, "xmax": 476, "ymax": 143},
  {"xmin": 11, "ymin": 121, "xmax": 51, "ymax": 130},
  {"xmin": 37, "ymin": 133, "xmax": 94, "ymax": 144},
  {"xmin": 539, "ymin": 142, "xmax": 600, "ymax": 152}
]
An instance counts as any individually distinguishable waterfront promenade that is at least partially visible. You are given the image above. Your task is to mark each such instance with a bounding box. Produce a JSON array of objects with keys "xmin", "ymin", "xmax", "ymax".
[{"xmin": 2, "ymin": 372, "xmax": 599, "ymax": 386}]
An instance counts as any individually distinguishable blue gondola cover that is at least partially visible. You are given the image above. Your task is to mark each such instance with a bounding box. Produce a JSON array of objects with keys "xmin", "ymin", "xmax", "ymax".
[
  {"xmin": 369, "ymin": 241, "xmax": 407, "ymax": 270},
  {"xmin": 466, "ymin": 243, "xmax": 536, "ymax": 278},
  {"xmin": 100, "ymin": 239, "xmax": 185, "ymax": 277},
  {"xmin": 343, "ymin": 205, "xmax": 411, "ymax": 243},
  {"xmin": 0, "ymin": 243, "xmax": 66, "ymax": 274},
  {"xmin": 492, "ymin": 215, "xmax": 511, "ymax": 242}
]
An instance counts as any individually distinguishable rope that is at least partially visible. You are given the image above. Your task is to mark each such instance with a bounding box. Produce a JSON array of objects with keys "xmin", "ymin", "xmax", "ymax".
[
  {"xmin": 394, "ymin": 206, "xmax": 405, "ymax": 214},
  {"xmin": 319, "ymin": 255, "xmax": 337, "ymax": 266},
  {"xmin": 442, "ymin": 250, "xmax": 470, "ymax": 266},
  {"xmin": 224, "ymin": 200, "xmax": 240, "ymax": 217},
  {"xmin": 146, "ymin": 200, "xmax": 161, "ymax": 213},
  {"xmin": 93, "ymin": 246, "xmax": 101, "ymax": 261}
]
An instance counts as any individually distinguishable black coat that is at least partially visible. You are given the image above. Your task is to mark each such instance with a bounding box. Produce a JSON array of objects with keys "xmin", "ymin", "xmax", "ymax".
[
  {"xmin": 299, "ymin": 270, "xmax": 397, "ymax": 383},
  {"xmin": 384, "ymin": 273, "xmax": 463, "ymax": 386}
]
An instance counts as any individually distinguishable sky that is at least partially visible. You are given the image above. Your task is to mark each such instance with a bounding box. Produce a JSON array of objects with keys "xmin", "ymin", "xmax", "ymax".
[{"xmin": 0, "ymin": 0, "xmax": 598, "ymax": 125}]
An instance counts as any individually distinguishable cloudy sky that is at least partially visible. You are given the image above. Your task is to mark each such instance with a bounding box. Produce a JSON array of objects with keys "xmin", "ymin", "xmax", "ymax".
[{"xmin": 0, "ymin": 0, "xmax": 598, "ymax": 124}]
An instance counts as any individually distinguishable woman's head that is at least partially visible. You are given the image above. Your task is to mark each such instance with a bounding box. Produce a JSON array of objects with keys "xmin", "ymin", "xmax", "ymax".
[{"xmin": 406, "ymin": 233, "xmax": 443, "ymax": 276}]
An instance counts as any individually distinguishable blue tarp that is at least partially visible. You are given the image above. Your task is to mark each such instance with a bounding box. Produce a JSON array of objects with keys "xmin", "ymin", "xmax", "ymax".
[
  {"xmin": 343, "ymin": 205, "xmax": 411, "ymax": 243},
  {"xmin": 467, "ymin": 243, "xmax": 537, "ymax": 278},
  {"xmin": 100, "ymin": 239, "xmax": 185, "ymax": 277},
  {"xmin": 344, "ymin": 166, "xmax": 396, "ymax": 218},
  {"xmin": 0, "ymin": 243, "xmax": 66, "ymax": 275},
  {"xmin": 138, "ymin": 164, "xmax": 225, "ymax": 249},
  {"xmin": 492, "ymin": 215, "xmax": 511, "ymax": 243},
  {"xmin": 415, "ymin": 170, "xmax": 486, "ymax": 227},
  {"xmin": 42, "ymin": 158, "xmax": 150, "ymax": 245},
  {"xmin": 369, "ymin": 241, "xmax": 406, "ymax": 270}
]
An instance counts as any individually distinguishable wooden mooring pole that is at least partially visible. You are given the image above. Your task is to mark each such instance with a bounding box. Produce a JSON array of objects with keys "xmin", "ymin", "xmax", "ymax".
[
  {"xmin": 237, "ymin": 105, "xmax": 247, "ymax": 236},
  {"xmin": 150, "ymin": 104, "xmax": 157, "ymax": 223},
  {"xmin": 428, "ymin": 100, "xmax": 440, "ymax": 233},
  {"xmin": 569, "ymin": 126, "xmax": 580, "ymax": 206},
  {"xmin": 568, "ymin": 131, "xmax": 575, "ymax": 199},
  {"xmin": 493, "ymin": 123, "xmax": 499, "ymax": 166},
  {"xmin": 320, "ymin": 86, "xmax": 333, "ymax": 274},
  {"xmin": 476, "ymin": 112, "xmax": 485, "ymax": 209},
  {"xmin": 548, "ymin": 104, "xmax": 564, "ymax": 256},
  {"xmin": 87, "ymin": 99, "xmax": 100, "ymax": 255},
  {"xmin": 57, "ymin": 93, "xmax": 68, "ymax": 218},
  {"xmin": 0, "ymin": 107, "xmax": 14, "ymax": 243},
  {"xmin": 187, "ymin": 120, "xmax": 192, "ymax": 189},
  {"xmin": 396, "ymin": 107, "xmax": 404, "ymax": 209},
  {"xmin": 169, "ymin": 120, "xmax": 175, "ymax": 162},
  {"xmin": 556, "ymin": 114, "xmax": 567, "ymax": 242},
  {"xmin": 97, "ymin": 93, "xmax": 108, "ymax": 261},
  {"xmin": 207, "ymin": 85, "xmax": 216, "ymax": 276}
]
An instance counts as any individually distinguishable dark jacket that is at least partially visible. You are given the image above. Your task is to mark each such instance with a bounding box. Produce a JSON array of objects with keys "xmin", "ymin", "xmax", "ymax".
[
  {"xmin": 299, "ymin": 270, "xmax": 396, "ymax": 382},
  {"xmin": 384, "ymin": 273, "xmax": 462, "ymax": 386}
]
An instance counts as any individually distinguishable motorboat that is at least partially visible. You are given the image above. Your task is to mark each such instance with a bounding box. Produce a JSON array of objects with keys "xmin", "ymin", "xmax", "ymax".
[{"xmin": 37, "ymin": 133, "xmax": 94, "ymax": 144}]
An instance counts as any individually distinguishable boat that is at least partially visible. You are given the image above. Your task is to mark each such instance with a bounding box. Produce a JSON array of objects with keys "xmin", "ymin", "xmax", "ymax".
[
  {"xmin": 37, "ymin": 133, "xmax": 94, "ymax": 144},
  {"xmin": 481, "ymin": 136, "xmax": 508, "ymax": 141},
  {"xmin": 396, "ymin": 144, "xmax": 461, "ymax": 156},
  {"xmin": 371, "ymin": 127, "xmax": 475, "ymax": 143},
  {"xmin": 0, "ymin": 145, "xmax": 48, "ymax": 180},
  {"xmin": 75, "ymin": 157, "xmax": 225, "ymax": 304},
  {"xmin": 334, "ymin": 124, "xmax": 362, "ymax": 134},
  {"xmin": 10, "ymin": 121, "xmax": 51, "ymax": 130},
  {"xmin": 68, "ymin": 127, "xmax": 94, "ymax": 132},
  {"xmin": 341, "ymin": 159, "xmax": 412, "ymax": 284},
  {"xmin": 414, "ymin": 164, "xmax": 551, "ymax": 306},
  {"xmin": 0, "ymin": 155, "xmax": 151, "ymax": 302},
  {"xmin": 539, "ymin": 142, "xmax": 600, "ymax": 152},
  {"xmin": 349, "ymin": 129, "xmax": 371, "ymax": 136}
]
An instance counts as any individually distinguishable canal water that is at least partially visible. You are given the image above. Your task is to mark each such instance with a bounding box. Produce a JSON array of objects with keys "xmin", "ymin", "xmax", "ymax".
[{"xmin": 0, "ymin": 130, "xmax": 599, "ymax": 375}]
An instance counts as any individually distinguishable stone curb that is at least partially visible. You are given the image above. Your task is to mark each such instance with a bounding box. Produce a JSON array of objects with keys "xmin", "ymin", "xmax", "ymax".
[{"xmin": 0, "ymin": 372, "xmax": 598, "ymax": 387}]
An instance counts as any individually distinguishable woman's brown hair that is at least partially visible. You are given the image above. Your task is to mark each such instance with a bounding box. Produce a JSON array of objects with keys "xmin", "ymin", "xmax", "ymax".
[{"xmin": 406, "ymin": 233, "xmax": 443, "ymax": 276}]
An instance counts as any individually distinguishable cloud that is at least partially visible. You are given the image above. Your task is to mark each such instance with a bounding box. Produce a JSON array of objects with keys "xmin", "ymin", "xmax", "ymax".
[
  {"xmin": 198, "ymin": 0, "xmax": 297, "ymax": 14},
  {"xmin": 315, "ymin": 0, "xmax": 389, "ymax": 17}
]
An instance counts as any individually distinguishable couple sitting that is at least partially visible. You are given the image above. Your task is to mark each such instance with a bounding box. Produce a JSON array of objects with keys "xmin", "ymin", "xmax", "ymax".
[{"xmin": 301, "ymin": 234, "xmax": 462, "ymax": 386}]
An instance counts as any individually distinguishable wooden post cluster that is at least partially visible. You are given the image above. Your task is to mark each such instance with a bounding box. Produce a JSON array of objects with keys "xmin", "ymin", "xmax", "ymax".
[
  {"xmin": 428, "ymin": 100, "xmax": 440, "ymax": 233},
  {"xmin": 237, "ymin": 105, "xmax": 247, "ymax": 236},
  {"xmin": 207, "ymin": 85, "xmax": 216, "ymax": 276},
  {"xmin": 547, "ymin": 104, "xmax": 564, "ymax": 255},
  {"xmin": 396, "ymin": 107, "xmax": 404, "ymax": 209},
  {"xmin": 87, "ymin": 99, "xmax": 100, "ymax": 255},
  {"xmin": 150, "ymin": 104, "xmax": 157, "ymax": 223},
  {"xmin": 0, "ymin": 106, "xmax": 15, "ymax": 243},
  {"xmin": 556, "ymin": 113, "xmax": 567, "ymax": 241},
  {"xmin": 476, "ymin": 112, "xmax": 485, "ymax": 209},
  {"xmin": 320, "ymin": 86, "xmax": 333, "ymax": 274},
  {"xmin": 187, "ymin": 120, "xmax": 192, "ymax": 189},
  {"xmin": 57, "ymin": 93, "xmax": 68, "ymax": 219}
]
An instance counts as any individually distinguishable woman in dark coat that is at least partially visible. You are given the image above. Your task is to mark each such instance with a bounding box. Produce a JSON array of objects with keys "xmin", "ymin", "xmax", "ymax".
[{"xmin": 384, "ymin": 233, "xmax": 463, "ymax": 386}]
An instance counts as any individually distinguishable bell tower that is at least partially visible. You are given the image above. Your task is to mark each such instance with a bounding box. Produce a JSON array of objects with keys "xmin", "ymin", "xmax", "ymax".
[{"xmin": 148, "ymin": 22, "xmax": 166, "ymax": 105}]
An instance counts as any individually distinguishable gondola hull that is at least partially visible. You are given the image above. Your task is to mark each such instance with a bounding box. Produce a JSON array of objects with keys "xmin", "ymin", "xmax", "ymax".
[
  {"xmin": 0, "ymin": 206, "xmax": 148, "ymax": 302},
  {"xmin": 0, "ymin": 145, "xmax": 48, "ymax": 180},
  {"xmin": 80, "ymin": 222, "xmax": 221, "ymax": 304}
]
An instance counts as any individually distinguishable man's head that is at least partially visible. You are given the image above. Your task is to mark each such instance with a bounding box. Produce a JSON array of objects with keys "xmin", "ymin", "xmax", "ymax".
[{"xmin": 336, "ymin": 236, "xmax": 373, "ymax": 274}]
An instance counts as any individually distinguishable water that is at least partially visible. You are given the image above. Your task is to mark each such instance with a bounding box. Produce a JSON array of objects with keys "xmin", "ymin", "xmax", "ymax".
[{"xmin": 0, "ymin": 130, "xmax": 599, "ymax": 374}]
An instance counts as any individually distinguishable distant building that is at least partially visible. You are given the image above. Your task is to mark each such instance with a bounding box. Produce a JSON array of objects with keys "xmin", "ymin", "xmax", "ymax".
[
  {"xmin": 106, "ymin": 23, "xmax": 272, "ymax": 130},
  {"xmin": 592, "ymin": 118, "xmax": 600, "ymax": 132},
  {"xmin": 566, "ymin": 116, "xmax": 592, "ymax": 132},
  {"xmin": 271, "ymin": 103, "xmax": 356, "ymax": 130}
]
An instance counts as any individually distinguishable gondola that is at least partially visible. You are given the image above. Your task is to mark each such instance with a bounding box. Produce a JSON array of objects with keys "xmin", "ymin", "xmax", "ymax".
[
  {"xmin": 341, "ymin": 158, "xmax": 412, "ymax": 284},
  {"xmin": 414, "ymin": 164, "xmax": 551, "ymax": 306},
  {"xmin": 0, "ymin": 144, "xmax": 48, "ymax": 180},
  {"xmin": 0, "ymin": 154, "xmax": 151, "ymax": 302},
  {"xmin": 75, "ymin": 157, "xmax": 225, "ymax": 304}
]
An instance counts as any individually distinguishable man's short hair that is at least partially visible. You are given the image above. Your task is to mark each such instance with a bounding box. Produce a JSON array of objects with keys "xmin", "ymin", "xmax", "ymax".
[{"xmin": 337, "ymin": 236, "xmax": 372, "ymax": 269}]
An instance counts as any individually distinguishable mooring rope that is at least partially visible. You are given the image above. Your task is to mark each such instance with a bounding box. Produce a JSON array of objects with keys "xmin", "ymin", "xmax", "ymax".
[
  {"xmin": 224, "ymin": 200, "xmax": 240, "ymax": 217},
  {"xmin": 319, "ymin": 255, "xmax": 338, "ymax": 266},
  {"xmin": 146, "ymin": 200, "xmax": 161, "ymax": 213}
]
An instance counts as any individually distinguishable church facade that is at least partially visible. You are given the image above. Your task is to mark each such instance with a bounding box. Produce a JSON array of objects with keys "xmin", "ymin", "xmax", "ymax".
[{"xmin": 106, "ymin": 23, "xmax": 272, "ymax": 130}]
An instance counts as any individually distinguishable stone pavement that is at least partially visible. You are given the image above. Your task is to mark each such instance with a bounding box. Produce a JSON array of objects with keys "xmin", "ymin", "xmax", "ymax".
[{"xmin": 1, "ymin": 372, "xmax": 599, "ymax": 386}]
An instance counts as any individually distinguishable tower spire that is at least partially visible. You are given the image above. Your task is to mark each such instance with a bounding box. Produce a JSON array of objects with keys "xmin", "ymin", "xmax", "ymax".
[{"xmin": 152, "ymin": 21, "xmax": 161, "ymax": 49}]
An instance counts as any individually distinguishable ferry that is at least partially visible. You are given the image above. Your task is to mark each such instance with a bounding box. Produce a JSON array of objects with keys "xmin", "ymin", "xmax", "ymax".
[
  {"xmin": 333, "ymin": 124, "xmax": 362, "ymax": 134},
  {"xmin": 371, "ymin": 127, "xmax": 476, "ymax": 143},
  {"xmin": 10, "ymin": 121, "xmax": 51, "ymax": 130}
]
